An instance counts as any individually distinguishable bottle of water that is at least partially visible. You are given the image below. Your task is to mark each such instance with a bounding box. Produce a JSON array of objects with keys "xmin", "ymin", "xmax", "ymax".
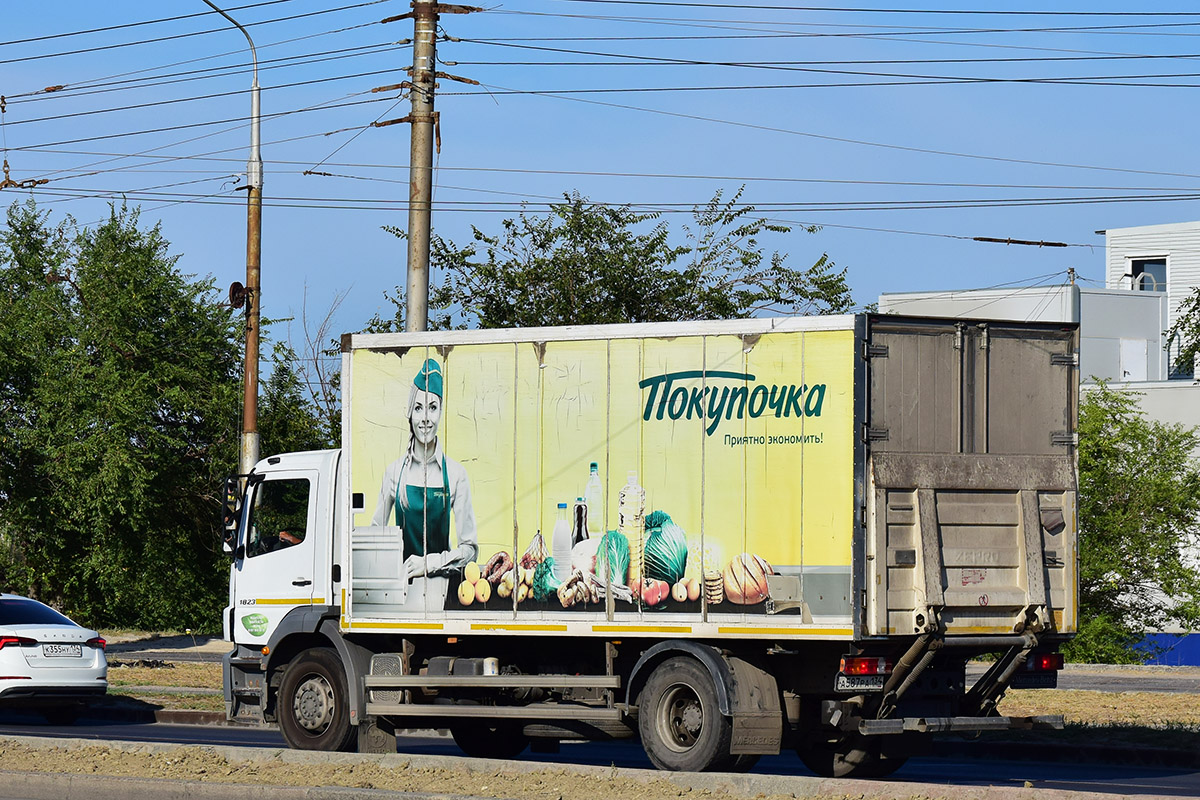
[
  {"xmin": 584, "ymin": 462, "xmax": 603, "ymax": 537},
  {"xmin": 551, "ymin": 502, "xmax": 572, "ymax": 582},
  {"xmin": 618, "ymin": 471, "xmax": 645, "ymax": 583}
]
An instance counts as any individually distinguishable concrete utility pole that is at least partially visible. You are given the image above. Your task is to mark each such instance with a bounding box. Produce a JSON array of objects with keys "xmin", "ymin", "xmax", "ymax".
[
  {"xmin": 203, "ymin": 0, "xmax": 263, "ymax": 475},
  {"xmin": 405, "ymin": 0, "xmax": 438, "ymax": 333},
  {"xmin": 376, "ymin": 1, "xmax": 480, "ymax": 332}
]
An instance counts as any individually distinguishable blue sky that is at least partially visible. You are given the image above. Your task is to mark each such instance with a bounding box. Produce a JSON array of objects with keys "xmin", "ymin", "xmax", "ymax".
[{"xmin": 2, "ymin": 0, "xmax": 1198, "ymax": 345}]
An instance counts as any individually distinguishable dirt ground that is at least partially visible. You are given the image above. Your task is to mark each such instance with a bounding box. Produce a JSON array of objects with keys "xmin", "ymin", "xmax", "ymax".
[{"xmin": 0, "ymin": 740, "xmax": 924, "ymax": 800}]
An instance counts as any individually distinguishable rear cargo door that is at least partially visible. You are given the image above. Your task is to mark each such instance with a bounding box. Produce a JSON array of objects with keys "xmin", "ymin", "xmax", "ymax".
[{"xmin": 863, "ymin": 317, "xmax": 1078, "ymax": 638}]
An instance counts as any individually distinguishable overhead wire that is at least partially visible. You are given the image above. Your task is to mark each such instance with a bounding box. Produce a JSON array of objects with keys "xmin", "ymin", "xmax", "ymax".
[
  {"xmin": 0, "ymin": 0, "xmax": 390, "ymax": 68},
  {"xmin": 0, "ymin": 0, "xmax": 296, "ymax": 48}
]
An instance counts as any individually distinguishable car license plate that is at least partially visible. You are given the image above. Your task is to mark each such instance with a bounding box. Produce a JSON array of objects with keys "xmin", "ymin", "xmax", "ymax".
[
  {"xmin": 835, "ymin": 673, "xmax": 885, "ymax": 692},
  {"xmin": 42, "ymin": 644, "xmax": 82, "ymax": 658}
]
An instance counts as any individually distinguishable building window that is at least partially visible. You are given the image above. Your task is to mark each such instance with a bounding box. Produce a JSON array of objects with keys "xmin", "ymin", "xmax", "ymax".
[{"xmin": 1130, "ymin": 257, "xmax": 1167, "ymax": 291}]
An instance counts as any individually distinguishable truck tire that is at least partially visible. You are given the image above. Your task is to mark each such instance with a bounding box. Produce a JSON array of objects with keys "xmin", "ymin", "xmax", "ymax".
[
  {"xmin": 797, "ymin": 734, "xmax": 906, "ymax": 779},
  {"xmin": 450, "ymin": 722, "xmax": 530, "ymax": 759},
  {"xmin": 277, "ymin": 648, "xmax": 357, "ymax": 752},
  {"xmin": 638, "ymin": 656, "xmax": 733, "ymax": 772}
]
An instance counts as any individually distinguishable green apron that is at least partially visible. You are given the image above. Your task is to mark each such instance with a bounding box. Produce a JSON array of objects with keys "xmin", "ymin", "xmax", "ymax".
[{"xmin": 396, "ymin": 455, "xmax": 451, "ymax": 559}]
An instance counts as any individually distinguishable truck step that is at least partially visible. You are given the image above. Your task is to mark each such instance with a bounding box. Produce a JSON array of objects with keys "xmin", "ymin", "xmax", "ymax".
[
  {"xmin": 366, "ymin": 702, "xmax": 624, "ymax": 721},
  {"xmin": 364, "ymin": 674, "xmax": 620, "ymax": 689}
]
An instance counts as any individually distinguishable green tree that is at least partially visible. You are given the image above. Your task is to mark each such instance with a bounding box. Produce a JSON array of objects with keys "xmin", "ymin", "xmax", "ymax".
[
  {"xmin": 1065, "ymin": 382, "xmax": 1200, "ymax": 662},
  {"xmin": 376, "ymin": 188, "xmax": 852, "ymax": 330},
  {"xmin": 1167, "ymin": 287, "xmax": 1200, "ymax": 377},
  {"xmin": 0, "ymin": 200, "xmax": 240, "ymax": 631}
]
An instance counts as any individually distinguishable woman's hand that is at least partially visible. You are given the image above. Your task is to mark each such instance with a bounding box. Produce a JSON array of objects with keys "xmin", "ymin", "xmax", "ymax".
[{"xmin": 405, "ymin": 551, "xmax": 452, "ymax": 579}]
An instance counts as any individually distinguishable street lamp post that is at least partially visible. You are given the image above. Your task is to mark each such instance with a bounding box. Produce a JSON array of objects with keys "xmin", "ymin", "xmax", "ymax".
[{"xmin": 202, "ymin": 0, "xmax": 263, "ymax": 476}]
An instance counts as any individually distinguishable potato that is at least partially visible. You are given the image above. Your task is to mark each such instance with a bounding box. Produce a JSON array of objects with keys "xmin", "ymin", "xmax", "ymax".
[
  {"xmin": 497, "ymin": 580, "xmax": 512, "ymax": 599},
  {"xmin": 464, "ymin": 562, "xmax": 481, "ymax": 585},
  {"xmin": 457, "ymin": 580, "xmax": 474, "ymax": 606},
  {"xmin": 671, "ymin": 581, "xmax": 688, "ymax": 603},
  {"xmin": 686, "ymin": 577, "xmax": 701, "ymax": 602},
  {"xmin": 517, "ymin": 583, "xmax": 529, "ymax": 603},
  {"xmin": 475, "ymin": 579, "xmax": 492, "ymax": 603}
]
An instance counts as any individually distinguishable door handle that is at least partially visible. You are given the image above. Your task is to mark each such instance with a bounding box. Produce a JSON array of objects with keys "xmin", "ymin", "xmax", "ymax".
[{"xmin": 292, "ymin": 579, "xmax": 312, "ymax": 587}]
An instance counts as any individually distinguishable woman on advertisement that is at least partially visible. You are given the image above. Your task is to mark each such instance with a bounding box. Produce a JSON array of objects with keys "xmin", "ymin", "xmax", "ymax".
[{"xmin": 371, "ymin": 358, "xmax": 478, "ymax": 609}]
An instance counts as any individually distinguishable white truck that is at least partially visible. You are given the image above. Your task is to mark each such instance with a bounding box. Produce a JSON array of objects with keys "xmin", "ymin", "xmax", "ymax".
[{"xmin": 221, "ymin": 313, "xmax": 1078, "ymax": 777}]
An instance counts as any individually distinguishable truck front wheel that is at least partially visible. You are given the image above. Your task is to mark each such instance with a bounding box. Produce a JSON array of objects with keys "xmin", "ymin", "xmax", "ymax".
[
  {"xmin": 277, "ymin": 648, "xmax": 357, "ymax": 752},
  {"xmin": 638, "ymin": 656, "xmax": 733, "ymax": 772}
]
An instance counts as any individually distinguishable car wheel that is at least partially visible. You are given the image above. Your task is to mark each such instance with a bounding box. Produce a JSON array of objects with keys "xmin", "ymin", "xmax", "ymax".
[
  {"xmin": 638, "ymin": 656, "xmax": 733, "ymax": 772},
  {"xmin": 450, "ymin": 722, "xmax": 530, "ymax": 759},
  {"xmin": 277, "ymin": 648, "xmax": 357, "ymax": 752}
]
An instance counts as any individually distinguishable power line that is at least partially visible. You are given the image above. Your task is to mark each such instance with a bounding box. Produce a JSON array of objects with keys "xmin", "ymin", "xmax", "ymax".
[
  {"xmin": 7, "ymin": 95, "xmax": 395, "ymax": 153},
  {"xmin": 544, "ymin": 1, "xmax": 1200, "ymax": 18},
  {"xmin": 9, "ymin": 42, "xmax": 405, "ymax": 106},
  {"xmin": 0, "ymin": 0, "xmax": 389, "ymax": 68},
  {"xmin": 0, "ymin": 0, "xmax": 294, "ymax": 48},
  {"xmin": 461, "ymin": 81, "xmax": 1200, "ymax": 180},
  {"xmin": 3, "ymin": 67, "xmax": 408, "ymax": 129}
]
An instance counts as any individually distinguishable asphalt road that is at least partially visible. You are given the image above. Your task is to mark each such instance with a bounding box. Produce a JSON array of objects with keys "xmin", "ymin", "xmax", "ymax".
[{"xmin": 1, "ymin": 714, "xmax": 1199, "ymax": 798}]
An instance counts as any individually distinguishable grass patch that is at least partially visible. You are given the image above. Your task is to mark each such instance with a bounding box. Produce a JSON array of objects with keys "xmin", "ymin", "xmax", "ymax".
[
  {"xmin": 106, "ymin": 689, "xmax": 224, "ymax": 713},
  {"xmin": 105, "ymin": 661, "xmax": 221, "ymax": 689}
]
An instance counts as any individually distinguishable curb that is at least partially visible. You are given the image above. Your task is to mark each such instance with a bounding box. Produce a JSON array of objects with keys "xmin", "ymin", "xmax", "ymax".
[{"xmin": 0, "ymin": 734, "xmax": 1185, "ymax": 800}]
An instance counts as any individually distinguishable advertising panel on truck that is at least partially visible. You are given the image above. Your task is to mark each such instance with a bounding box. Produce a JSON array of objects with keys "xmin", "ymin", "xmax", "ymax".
[{"xmin": 344, "ymin": 321, "xmax": 858, "ymax": 630}]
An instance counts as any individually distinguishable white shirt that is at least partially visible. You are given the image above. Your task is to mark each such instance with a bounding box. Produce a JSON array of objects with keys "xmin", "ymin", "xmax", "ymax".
[{"xmin": 370, "ymin": 439, "xmax": 478, "ymax": 570}]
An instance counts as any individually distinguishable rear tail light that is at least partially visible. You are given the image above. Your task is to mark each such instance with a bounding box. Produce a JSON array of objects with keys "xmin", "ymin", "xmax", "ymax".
[
  {"xmin": 0, "ymin": 636, "xmax": 36, "ymax": 649},
  {"xmin": 1026, "ymin": 653, "xmax": 1064, "ymax": 672},
  {"xmin": 840, "ymin": 656, "xmax": 893, "ymax": 676},
  {"xmin": 86, "ymin": 637, "xmax": 106, "ymax": 650}
]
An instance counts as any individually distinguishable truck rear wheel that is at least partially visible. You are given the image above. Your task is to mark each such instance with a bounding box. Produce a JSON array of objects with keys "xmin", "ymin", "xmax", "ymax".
[
  {"xmin": 450, "ymin": 722, "xmax": 530, "ymax": 759},
  {"xmin": 277, "ymin": 648, "xmax": 357, "ymax": 752},
  {"xmin": 797, "ymin": 734, "xmax": 906, "ymax": 779},
  {"xmin": 638, "ymin": 656, "xmax": 733, "ymax": 772}
]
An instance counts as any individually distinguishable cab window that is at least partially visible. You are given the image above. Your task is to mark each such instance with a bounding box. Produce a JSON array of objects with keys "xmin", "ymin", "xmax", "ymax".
[{"xmin": 247, "ymin": 477, "xmax": 310, "ymax": 558}]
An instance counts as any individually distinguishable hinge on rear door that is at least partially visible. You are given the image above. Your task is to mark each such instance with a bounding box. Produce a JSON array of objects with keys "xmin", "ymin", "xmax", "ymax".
[
  {"xmin": 864, "ymin": 425, "xmax": 890, "ymax": 442},
  {"xmin": 864, "ymin": 343, "xmax": 889, "ymax": 359},
  {"xmin": 1050, "ymin": 431, "xmax": 1078, "ymax": 447},
  {"xmin": 1050, "ymin": 353, "xmax": 1078, "ymax": 367}
]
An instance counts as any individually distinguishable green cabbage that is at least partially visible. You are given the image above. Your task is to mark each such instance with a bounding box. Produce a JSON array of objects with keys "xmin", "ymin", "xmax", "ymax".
[
  {"xmin": 596, "ymin": 529, "xmax": 630, "ymax": 585},
  {"xmin": 644, "ymin": 513, "xmax": 688, "ymax": 586}
]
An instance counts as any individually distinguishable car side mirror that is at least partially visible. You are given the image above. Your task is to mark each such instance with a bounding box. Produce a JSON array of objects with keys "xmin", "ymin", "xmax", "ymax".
[{"xmin": 221, "ymin": 475, "xmax": 242, "ymax": 555}]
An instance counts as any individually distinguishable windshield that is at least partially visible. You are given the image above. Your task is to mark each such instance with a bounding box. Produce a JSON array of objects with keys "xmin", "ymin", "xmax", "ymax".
[{"xmin": 0, "ymin": 597, "xmax": 77, "ymax": 627}]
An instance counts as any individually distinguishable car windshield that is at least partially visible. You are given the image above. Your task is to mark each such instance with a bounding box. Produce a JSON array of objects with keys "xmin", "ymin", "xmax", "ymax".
[{"xmin": 0, "ymin": 598, "xmax": 76, "ymax": 627}]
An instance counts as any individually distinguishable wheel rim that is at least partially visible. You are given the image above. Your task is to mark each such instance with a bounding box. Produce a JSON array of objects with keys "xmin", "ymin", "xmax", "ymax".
[
  {"xmin": 656, "ymin": 682, "xmax": 704, "ymax": 753},
  {"xmin": 293, "ymin": 673, "xmax": 335, "ymax": 733}
]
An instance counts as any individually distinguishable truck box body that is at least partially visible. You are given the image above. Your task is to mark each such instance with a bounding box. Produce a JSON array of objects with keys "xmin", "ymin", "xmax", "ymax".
[{"xmin": 336, "ymin": 314, "xmax": 1077, "ymax": 640}]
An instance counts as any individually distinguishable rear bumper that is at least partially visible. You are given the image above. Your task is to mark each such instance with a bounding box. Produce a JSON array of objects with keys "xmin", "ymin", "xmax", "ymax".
[
  {"xmin": 0, "ymin": 684, "xmax": 107, "ymax": 704},
  {"xmin": 858, "ymin": 714, "xmax": 1064, "ymax": 736}
]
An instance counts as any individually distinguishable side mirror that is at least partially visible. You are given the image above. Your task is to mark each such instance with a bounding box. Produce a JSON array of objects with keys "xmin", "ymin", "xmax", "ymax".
[{"xmin": 221, "ymin": 475, "xmax": 242, "ymax": 555}]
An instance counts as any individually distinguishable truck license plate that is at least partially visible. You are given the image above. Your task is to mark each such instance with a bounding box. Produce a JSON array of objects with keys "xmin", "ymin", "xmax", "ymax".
[
  {"xmin": 42, "ymin": 644, "xmax": 82, "ymax": 658},
  {"xmin": 835, "ymin": 674, "xmax": 885, "ymax": 692}
]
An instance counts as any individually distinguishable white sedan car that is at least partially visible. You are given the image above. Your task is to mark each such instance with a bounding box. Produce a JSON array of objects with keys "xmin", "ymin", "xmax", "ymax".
[{"xmin": 0, "ymin": 594, "xmax": 107, "ymax": 724}]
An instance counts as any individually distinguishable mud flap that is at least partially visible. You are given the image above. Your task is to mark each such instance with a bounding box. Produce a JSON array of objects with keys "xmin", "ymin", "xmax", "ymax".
[{"xmin": 726, "ymin": 657, "xmax": 782, "ymax": 755}]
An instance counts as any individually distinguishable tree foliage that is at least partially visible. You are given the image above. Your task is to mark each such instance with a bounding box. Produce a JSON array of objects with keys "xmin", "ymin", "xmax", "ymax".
[
  {"xmin": 376, "ymin": 188, "xmax": 852, "ymax": 330},
  {"xmin": 1167, "ymin": 286, "xmax": 1200, "ymax": 378},
  {"xmin": 0, "ymin": 200, "xmax": 240, "ymax": 631},
  {"xmin": 1065, "ymin": 382, "xmax": 1200, "ymax": 663}
]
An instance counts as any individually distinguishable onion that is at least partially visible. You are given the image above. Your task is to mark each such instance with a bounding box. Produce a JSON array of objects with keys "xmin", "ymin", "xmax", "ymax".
[{"xmin": 723, "ymin": 553, "xmax": 773, "ymax": 605}]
